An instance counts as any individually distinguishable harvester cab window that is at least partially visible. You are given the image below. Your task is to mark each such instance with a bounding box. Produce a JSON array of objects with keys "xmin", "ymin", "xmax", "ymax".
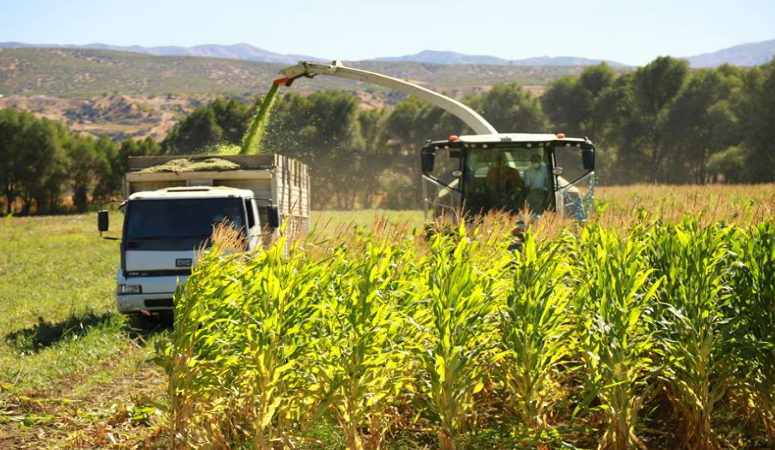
[
  {"xmin": 553, "ymin": 143, "xmax": 596, "ymax": 219},
  {"xmin": 421, "ymin": 147, "xmax": 463, "ymax": 218},
  {"xmin": 464, "ymin": 146, "xmax": 551, "ymax": 215}
]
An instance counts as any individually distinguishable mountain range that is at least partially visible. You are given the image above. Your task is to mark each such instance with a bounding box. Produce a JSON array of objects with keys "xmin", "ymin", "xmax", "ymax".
[
  {"xmin": 373, "ymin": 50, "xmax": 627, "ymax": 67},
  {"xmin": 684, "ymin": 38, "xmax": 775, "ymax": 68},
  {"xmin": 0, "ymin": 42, "xmax": 326, "ymax": 64},
  {"xmin": 2, "ymin": 38, "xmax": 774, "ymax": 67}
]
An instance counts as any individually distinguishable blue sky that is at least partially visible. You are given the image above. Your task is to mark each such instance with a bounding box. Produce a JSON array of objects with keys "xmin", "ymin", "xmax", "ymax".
[{"xmin": 1, "ymin": 0, "xmax": 773, "ymax": 65}]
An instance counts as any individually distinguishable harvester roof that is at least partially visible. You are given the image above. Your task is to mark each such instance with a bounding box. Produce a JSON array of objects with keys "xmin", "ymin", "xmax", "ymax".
[{"xmin": 451, "ymin": 133, "xmax": 588, "ymax": 145}]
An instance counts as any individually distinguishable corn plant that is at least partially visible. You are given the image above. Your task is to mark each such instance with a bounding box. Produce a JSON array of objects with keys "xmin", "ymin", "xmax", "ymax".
[
  {"xmin": 154, "ymin": 214, "xmax": 775, "ymax": 449},
  {"xmin": 731, "ymin": 221, "xmax": 775, "ymax": 443},
  {"xmin": 571, "ymin": 225, "xmax": 660, "ymax": 450},
  {"xmin": 236, "ymin": 236, "xmax": 323, "ymax": 449},
  {"xmin": 647, "ymin": 221, "xmax": 739, "ymax": 450},
  {"xmin": 158, "ymin": 244, "xmax": 250, "ymax": 449},
  {"xmin": 160, "ymin": 230, "xmax": 323, "ymax": 450},
  {"xmin": 310, "ymin": 235, "xmax": 411, "ymax": 450},
  {"xmin": 495, "ymin": 232, "xmax": 573, "ymax": 432},
  {"xmin": 416, "ymin": 224, "xmax": 507, "ymax": 450}
]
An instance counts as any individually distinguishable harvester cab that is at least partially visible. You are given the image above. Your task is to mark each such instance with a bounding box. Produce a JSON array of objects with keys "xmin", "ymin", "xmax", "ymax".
[
  {"xmin": 421, "ymin": 134, "xmax": 595, "ymax": 220},
  {"xmin": 275, "ymin": 61, "xmax": 596, "ymax": 220}
]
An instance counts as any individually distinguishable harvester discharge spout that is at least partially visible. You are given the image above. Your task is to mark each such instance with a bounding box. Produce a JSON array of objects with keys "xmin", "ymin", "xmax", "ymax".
[{"xmin": 276, "ymin": 60, "xmax": 498, "ymax": 135}]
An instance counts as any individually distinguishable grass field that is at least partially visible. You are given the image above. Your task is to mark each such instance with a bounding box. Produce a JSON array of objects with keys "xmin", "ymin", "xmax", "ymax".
[
  {"xmin": 1, "ymin": 185, "xmax": 774, "ymax": 449},
  {"xmin": 0, "ymin": 214, "xmax": 167, "ymax": 449}
]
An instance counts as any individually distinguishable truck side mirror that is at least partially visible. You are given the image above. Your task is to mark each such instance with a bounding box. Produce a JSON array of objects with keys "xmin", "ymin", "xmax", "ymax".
[
  {"xmin": 582, "ymin": 147, "xmax": 595, "ymax": 171},
  {"xmin": 421, "ymin": 147, "xmax": 435, "ymax": 174},
  {"xmin": 98, "ymin": 210, "xmax": 109, "ymax": 233},
  {"xmin": 267, "ymin": 205, "xmax": 280, "ymax": 229}
]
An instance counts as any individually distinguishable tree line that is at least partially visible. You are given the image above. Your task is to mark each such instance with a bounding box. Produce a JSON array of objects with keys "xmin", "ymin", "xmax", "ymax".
[
  {"xmin": 0, "ymin": 108, "xmax": 160, "ymax": 214},
  {"xmin": 1, "ymin": 55, "xmax": 773, "ymax": 214}
]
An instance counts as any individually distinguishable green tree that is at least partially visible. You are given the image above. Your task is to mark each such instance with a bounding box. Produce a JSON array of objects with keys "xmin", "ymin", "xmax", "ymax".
[
  {"xmin": 210, "ymin": 98, "xmax": 252, "ymax": 143},
  {"xmin": 542, "ymin": 64, "xmax": 617, "ymax": 180},
  {"xmin": 541, "ymin": 76, "xmax": 588, "ymax": 135},
  {"xmin": 93, "ymin": 136, "xmax": 160, "ymax": 200},
  {"xmin": 356, "ymin": 108, "xmax": 386, "ymax": 208},
  {"xmin": 468, "ymin": 83, "xmax": 547, "ymax": 133},
  {"xmin": 663, "ymin": 68, "xmax": 743, "ymax": 183},
  {"xmin": 630, "ymin": 56, "xmax": 690, "ymax": 182},
  {"xmin": 738, "ymin": 57, "xmax": 775, "ymax": 182},
  {"xmin": 264, "ymin": 91, "xmax": 365, "ymax": 208},
  {"xmin": 67, "ymin": 135, "xmax": 114, "ymax": 212},
  {"xmin": 0, "ymin": 109, "xmax": 67, "ymax": 214},
  {"xmin": 591, "ymin": 74, "xmax": 637, "ymax": 182},
  {"xmin": 92, "ymin": 136, "xmax": 120, "ymax": 200},
  {"xmin": 706, "ymin": 146, "xmax": 748, "ymax": 183},
  {"xmin": 542, "ymin": 64, "xmax": 615, "ymax": 137},
  {"xmin": 163, "ymin": 107, "xmax": 223, "ymax": 154},
  {"xmin": 163, "ymin": 99, "xmax": 252, "ymax": 154},
  {"xmin": 0, "ymin": 108, "xmax": 23, "ymax": 213},
  {"xmin": 381, "ymin": 96, "xmax": 465, "ymax": 207}
]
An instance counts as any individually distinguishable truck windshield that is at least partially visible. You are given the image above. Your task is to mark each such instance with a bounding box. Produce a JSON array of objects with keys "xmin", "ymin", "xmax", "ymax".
[
  {"xmin": 125, "ymin": 198, "xmax": 245, "ymax": 241},
  {"xmin": 464, "ymin": 146, "xmax": 552, "ymax": 215}
]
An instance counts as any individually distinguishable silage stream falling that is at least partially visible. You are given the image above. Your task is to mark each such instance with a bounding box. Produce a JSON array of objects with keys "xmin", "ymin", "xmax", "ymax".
[{"xmin": 239, "ymin": 81, "xmax": 281, "ymax": 155}]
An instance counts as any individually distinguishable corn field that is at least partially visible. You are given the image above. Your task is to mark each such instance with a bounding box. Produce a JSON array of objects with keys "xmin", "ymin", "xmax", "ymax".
[{"xmin": 157, "ymin": 214, "xmax": 775, "ymax": 450}]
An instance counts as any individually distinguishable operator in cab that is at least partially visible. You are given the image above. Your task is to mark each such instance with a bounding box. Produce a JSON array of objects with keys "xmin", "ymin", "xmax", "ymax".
[
  {"xmin": 483, "ymin": 152, "xmax": 526, "ymax": 212},
  {"xmin": 524, "ymin": 154, "xmax": 550, "ymax": 213},
  {"xmin": 465, "ymin": 150, "xmax": 526, "ymax": 214}
]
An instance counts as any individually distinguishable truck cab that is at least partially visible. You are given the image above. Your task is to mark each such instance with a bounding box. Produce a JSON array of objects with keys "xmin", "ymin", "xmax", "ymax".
[
  {"xmin": 113, "ymin": 187, "xmax": 260, "ymax": 312},
  {"xmin": 421, "ymin": 133, "xmax": 596, "ymax": 220},
  {"xmin": 98, "ymin": 154, "xmax": 310, "ymax": 314}
]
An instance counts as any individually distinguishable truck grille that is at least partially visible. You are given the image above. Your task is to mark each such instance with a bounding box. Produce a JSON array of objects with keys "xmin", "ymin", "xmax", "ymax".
[{"xmin": 145, "ymin": 299, "xmax": 174, "ymax": 308}]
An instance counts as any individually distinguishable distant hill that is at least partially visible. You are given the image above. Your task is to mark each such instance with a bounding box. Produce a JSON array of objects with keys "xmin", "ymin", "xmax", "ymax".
[
  {"xmin": 375, "ymin": 50, "xmax": 628, "ymax": 67},
  {"xmin": 0, "ymin": 42, "xmax": 326, "ymax": 64},
  {"xmin": 0, "ymin": 48, "xmax": 604, "ymax": 97},
  {"xmin": 0, "ymin": 42, "xmax": 627, "ymax": 67},
  {"xmin": 3, "ymin": 39, "xmax": 775, "ymax": 69},
  {"xmin": 685, "ymin": 38, "xmax": 775, "ymax": 68},
  {"xmin": 375, "ymin": 50, "xmax": 511, "ymax": 65}
]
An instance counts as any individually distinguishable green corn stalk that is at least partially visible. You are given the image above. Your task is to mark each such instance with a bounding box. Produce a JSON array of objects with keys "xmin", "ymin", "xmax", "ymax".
[
  {"xmin": 729, "ymin": 221, "xmax": 775, "ymax": 444},
  {"xmin": 238, "ymin": 236, "xmax": 322, "ymax": 449},
  {"xmin": 647, "ymin": 221, "xmax": 738, "ymax": 450},
  {"xmin": 159, "ymin": 246, "xmax": 251, "ymax": 449},
  {"xmin": 572, "ymin": 225, "xmax": 661, "ymax": 450},
  {"xmin": 311, "ymin": 235, "xmax": 412, "ymax": 450},
  {"xmin": 416, "ymin": 223, "xmax": 506, "ymax": 450},
  {"xmin": 160, "ymin": 234, "xmax": 322, "ymax": 450},
  {"xmin": 495, "ymin": 232, "xmax": 573, "ymax": 432}
]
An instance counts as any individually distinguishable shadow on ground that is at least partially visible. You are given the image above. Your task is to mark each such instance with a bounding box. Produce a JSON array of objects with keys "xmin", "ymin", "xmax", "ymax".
[
  {"xmin": 125, "ymin": 311, "xmax": 173, "ymax": 339},
  {"xmin": 5, "ymin": 311, "xmax": 172, "ymax": 353}
]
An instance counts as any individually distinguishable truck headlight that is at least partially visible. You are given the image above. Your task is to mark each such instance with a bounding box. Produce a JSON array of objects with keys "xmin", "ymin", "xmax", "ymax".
[{"xmin": 119, "ymin": 284, "xmax": 142, "ymax": 294}]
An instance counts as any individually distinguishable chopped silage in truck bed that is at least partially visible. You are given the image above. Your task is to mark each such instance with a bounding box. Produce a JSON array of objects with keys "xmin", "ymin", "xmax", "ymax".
[{"xmin": 138, "ymin": 157, "xmax": 242, "ymax": 173}]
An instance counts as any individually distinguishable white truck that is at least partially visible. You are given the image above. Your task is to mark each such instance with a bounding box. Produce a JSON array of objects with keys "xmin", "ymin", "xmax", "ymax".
[{"xmin": 98, "ymin": 154, "xmax": 310, "ymax": 314}]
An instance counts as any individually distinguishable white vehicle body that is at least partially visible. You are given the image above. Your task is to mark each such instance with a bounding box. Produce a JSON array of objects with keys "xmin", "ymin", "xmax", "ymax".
[
  {"xmin": 106, "ymin": 154, "xmax": 310, "ymax": 314},
  {"xmin": 116, "ymin": 187, "xmax": 260, "ymax": 312}
]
